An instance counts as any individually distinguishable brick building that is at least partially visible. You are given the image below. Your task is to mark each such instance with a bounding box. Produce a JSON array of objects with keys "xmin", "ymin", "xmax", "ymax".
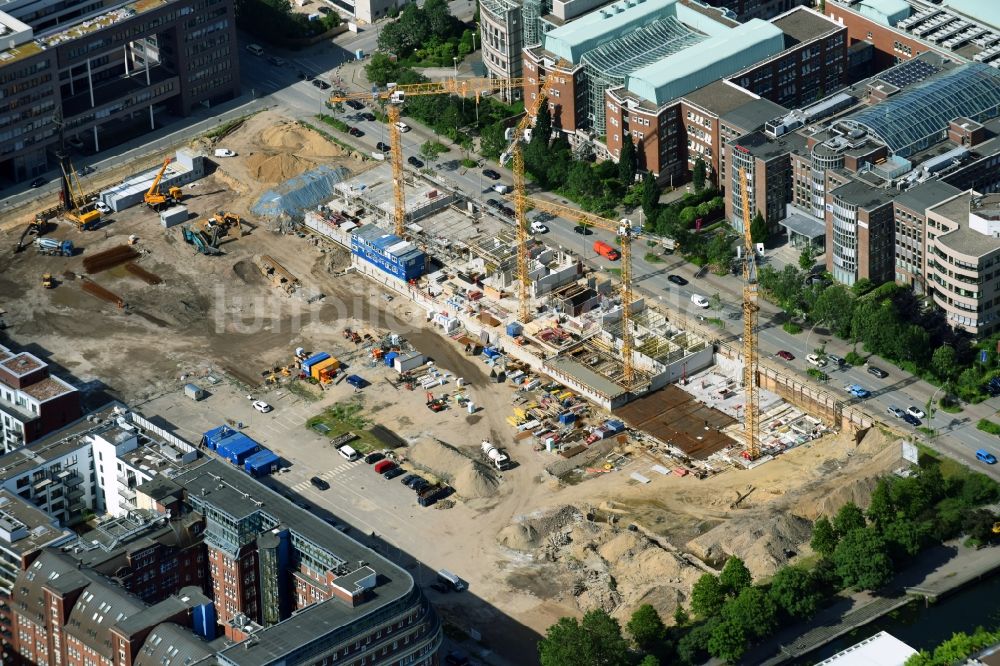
[
  {"xmin": 0, "ymin": 0, "xmax": 240, "ymax": 184},
  {"xmin": 0, "ymin": 344, "xmax": 80, "ymax": 454}
]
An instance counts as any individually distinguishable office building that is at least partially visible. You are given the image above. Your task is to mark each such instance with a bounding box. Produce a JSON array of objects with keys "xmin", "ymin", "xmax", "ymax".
[
  {"xmin": 0, "ymin": 0, "xmax": 240, "ymax": 184},
  {"xmin": 0, "ymin": 344, "xmax": 80, "ymax": 454},
  {"xmin": 522, "ymin": 2, "xmax": 846, "ymax": 183}
]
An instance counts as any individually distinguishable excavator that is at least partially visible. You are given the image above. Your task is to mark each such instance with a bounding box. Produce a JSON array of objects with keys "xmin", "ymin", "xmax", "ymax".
[
  {"xmin": 60, "ymin": 162, "xmax": 100, "ymax": 231},
  {"xmin": 144, "ymin": 158, "xmax": 183, "ymax": 210}
]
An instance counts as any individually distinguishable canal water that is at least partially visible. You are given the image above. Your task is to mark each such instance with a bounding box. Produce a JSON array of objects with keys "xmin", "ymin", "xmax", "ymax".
[{"xmin": 797, "ymin": 573, "xmax": 1000, "ymax": 664}]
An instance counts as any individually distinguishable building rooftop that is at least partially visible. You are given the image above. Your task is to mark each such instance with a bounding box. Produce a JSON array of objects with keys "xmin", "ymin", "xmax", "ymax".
[
  {"xmin": 21, "ymin": 375, "xmax": 76, "ymax": 402},
  {"xmin": 721, "ymin": 97, "xmax": 789, "ymax": 133},
  {"xmin": 1, "ymin": 352, "xmax": 44, "ymax": 377},
  {"xmin": 544, "ymin": 0, "xmax": 680, "ymax": 63},
  {"xmin": 115, "ymin": 587, "xmax": 211, "ymax": 636},
  {"xmin": 134, "ymin": 622, "xmax": 216, "ymax": 666},
  {"xmin": 942, "ymin": 0, "xmax": 1000, "ymax": 30},
  {"xmin": 831, "ymin": 179, "xmax": 894, "ymax": 209},
  {"xmin": 894, "ymin": 180, "xmax": 963, "ymax": 213},
  {"xmin": 815, "ymin": 630, "xmax": 916, "ymax": 665},
  {"xmin": 0, "ymin": 491, "xmax": 74, "ymax": 559},
  {"xmin": 546, "ymin": 356, "xmax": 627, "ymax": 400},
  {"xmin": 683, "ymin": 80, "xmax": 756, "ymax": 118},
  {"xmin": 772, "ymin": 6, "xmax": 841, "ymax": 45},
  {"xmin": 933, "ymin": 192, "xmax": 1000, "ymax": 257},
  {"xmin": 627, "ymin": 19, "xmax": 785, "ymax": 105},
  {"xmin": 736, "ymin": 129, "xmax": 807, "ymax": 160},
  {"xmin": 854, "ymin": 0, "xmax": 910, "ymax": 27}
]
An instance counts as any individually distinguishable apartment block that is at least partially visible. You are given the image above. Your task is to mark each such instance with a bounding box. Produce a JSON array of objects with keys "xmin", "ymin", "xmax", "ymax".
[
  {"xmin": 826, "ymin": 179, "xmax": 895, "ymax": 285},
  {"xmin": 926, "ymin": 192, "xmax": 1000, "ymax": 337},
  {"xmin": 0, "ymin": 0, "xmax": 240, "ymax": 184},
  {"xmin": 891, "ymin": 180, "xmax": 962, "ymax": 293},
  {"xmin": 0, "ymin": 345, "xmax": 80, "ymax": 454}
]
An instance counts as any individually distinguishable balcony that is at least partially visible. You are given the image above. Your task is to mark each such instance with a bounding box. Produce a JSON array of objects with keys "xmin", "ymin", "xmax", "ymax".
[{"xmin": 66, "ymin": 486, "xmax": 85, "ymax": 501}]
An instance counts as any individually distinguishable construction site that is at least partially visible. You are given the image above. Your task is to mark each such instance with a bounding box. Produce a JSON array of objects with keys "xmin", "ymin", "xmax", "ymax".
[{"xmin": 0, "ymin": 94, "xmax": 902, "ymax": 653}]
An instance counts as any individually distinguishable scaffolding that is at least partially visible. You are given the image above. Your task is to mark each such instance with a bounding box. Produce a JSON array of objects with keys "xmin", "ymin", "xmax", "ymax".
[{"xmin": 579, "ymin": 16, "xmax": 706, "ymax": 128}]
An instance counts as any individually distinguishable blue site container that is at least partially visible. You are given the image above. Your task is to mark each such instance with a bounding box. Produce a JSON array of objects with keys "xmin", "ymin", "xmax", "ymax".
[
  {"xmin": 301, "ymin": 352, "xmax": 331, "ymax": 375},
  {"xmin": 216, "ymin": 433, "xmax": 260, "ymax": 465},
  {"xmin": 605, "ymin": 420, "xmax": 625, "ymax": 435},
  {"xmin": 558, "ymin": 412, "xmax": 577, "ymax": 425},
  {"xmin": 244, "ymin": 449, "xmax": 280, "ymax": 477},
  {"xmin": 506, "ymin": 322, "xmax": 523, "ymax": 337},
  {"xmin": 201, "ymin": 425, "xmax": 239, "ymax": 451},
  {"xmin": 384, "ymin": 351, "xmax": 399, "ymax": 367}
]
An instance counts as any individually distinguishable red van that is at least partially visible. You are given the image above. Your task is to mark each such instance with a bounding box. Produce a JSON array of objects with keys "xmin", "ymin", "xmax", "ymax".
[
  {"xmin": 593, "ymin": 240, "xmax": 620, "ymax": 261},
  {"xmin": 373, "ymin": 460, "xmax": 396, "ymax": 475}
]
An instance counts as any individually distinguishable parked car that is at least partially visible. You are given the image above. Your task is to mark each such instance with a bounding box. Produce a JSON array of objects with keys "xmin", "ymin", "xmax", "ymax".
[
  {"xmin": 400, "ymin": 473, "xmax": 419, "ymax": 486},
  {"xmin": 311, "ymin": 79, "xmax": 331, "ymax": 90},
  {"xmin": 252, "ymin": 400, "xmax": 272, "ymax": 413},
  {"xmin": 667, "ymin": 274, "xmax": 688, "ymax": 286},
  {"xmin": 395, "ymin": 121, "xmax": 411, "ymax": 133},
  {"xmin": 530, "ymin": 221, "xmax": 548, "ymax": 233},
  {"xmin": 76, "ymin": 165, "xmax": 95, "ymax": 176},
  {"xmin": 691, "ymin": 294, "xmax": 709, "ymax": 309},
  {"xmin": 346, "ymin": 100, "xmax": 364, "ymax": 110},
  {"xmin": 887, "ymin": 406, "xmax": 905, "ymax": 419},
  {"xmin": 376, "ymin": 141, "xmax": 391, "ymax": 152},
  {"xmin": 486, "ymin": 198, "xmax": 502, "ymax": 210},
  {"xmin": 867, "ymin": 365, "xmax": 888, "ymax": 378},
  {"xmin": 845, "ymin": 384, "xmax": 870, "ymax": 398},
  {"xmin": 827, "ymin": 354, "xmax": 845, "ymax": 366},
  {"xmin": 445, "ymin": 652, "xmax": 471, "ymax": 666},
  {"xmin": 407, "ymin": 156, "xmax": 424, "ymax": 167},
  {"xmin": 267, "ymin": 56, "xmax": 286, "ymax": 66},
  {"xmin": 902, "ymin": 413, "xmax": 920, "ymax": 426},
  {"xmin": 500, "ymin": 206, "xmax": 515, "ymax": 218},
  {"xmin": 573, "ymin": 225, "xmax": 593, "ymax": 235},
  {"xmin": 361, "ymin": 112, "xmax": 376, "ymax": 121},
  {"xmin": 429, "ymin": 582, "xmax": 450, "ymax": 593},
  {"xmin": 976, "ymin": 449, "xmax": 997, "ymax": 464},
  {"xmin": 363, "ymin": 452, "xmax": 384, "ymax": 464},
  {"xmin": 483, "ymin": 168, "xmax": 501, "ymax": 180},
  {"xmin": 807, "ymin": 354, "xmax": 827, "ymax": 367},
  {"xmin": 310, "ymin": 476, "xmax": 330, "ymax": 490},
  {"xmin": 348, "ymin": 127, "xmax": 364, "ymax": 137},
  {"xmin": 776, "ymin": 350, "xmax": 794, "ymax": 361},
  {"xmin": 94, "ymin": 201, "xmax": 111, "ymax": 214},
  {"xmin": 317, "ymin": 6, "xmax": 331, "ymax": 13},
  {"xmin": 906, "ymin": 406, "xmax": 926, "ymax": 419},
  {"xmin": 29, "ymin": 176, "xmax": 46, "ymax": 188},
  {"xmin": 373, "ymin": 460, "xmax": 396, "ymax": 474},
  {"xmin": 383, "ymin": 466, "xmax": 405, "ymax": 480}
]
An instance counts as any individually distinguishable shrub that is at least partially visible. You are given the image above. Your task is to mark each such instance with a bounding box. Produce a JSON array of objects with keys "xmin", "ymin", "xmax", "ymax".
[
  {"xmin": 976, "ymin": 419, "xmax": 1000, "ymax": 435},
  {"xmin": 783, "ymin": 322, "xmax": 803, "ymax": 334}
]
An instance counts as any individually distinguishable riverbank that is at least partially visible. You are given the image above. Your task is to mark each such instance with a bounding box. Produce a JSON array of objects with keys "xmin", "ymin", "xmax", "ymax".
[{"xmin": 750, "ymin": 541, "xmax": 1000, "ymax": 665}]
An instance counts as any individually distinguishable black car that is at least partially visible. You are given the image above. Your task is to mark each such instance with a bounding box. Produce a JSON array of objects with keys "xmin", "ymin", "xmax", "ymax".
[
  {"xmin": 317, "ymin": 5, "xmax": 331, "ymax": 13},
  {"xmin": 29, "ymin": 176, "xmax": 46, "ymax": 188},
  {"xmin": 297, "ymin": 71, "xmax": 309, "ymax": 80},
  {"xmin": 311, "ymin": 79, "xmax": 331, "ymax": 90},
  {"xmin": 400, "ymin": 473, "xmax": 419, "ymax": 486},
  {"xmin": 502, "ymin": 206, "xmax": 516, "ymax": 217},
  {"xmin": 483, "ymin": 168, "xmax": 501, "ymax": 180},
  {"xmin": 361, "ymin": 112, "xmax": 376, "ymax": 121},
  {"xmin": 573, "ymin": 225, "xmax": 593, "ymax": 235},
  {"xmin": 429, "ymin": 582, "xmax": 450, "ymax": 593},
  {"xmin": 901, "ymin": 413, "xmax": 920, "ymax": 426},
  {"xmin": 376, "ymin": 141, "xmax": 391, "ymax": 152},
  {"xmin": 867, "ymin": 366, "xmax": 888, "ymax": 378},
  {"xmin": 667, "ymin": 274, "xmax": 688, "ymax": 286},
  {"xmin": 408, "ymin": 156, "xmax": 424, "ymax": 168},
  {"xmin": 486, "ymin": 198, "xmax": 502, "ymax": 209},
  {"xmin": 346, "ymin": 100, "xmax": 364, "ymax": 110},
  {"xmin": 310, "ymin": 477, "xmax": 330, "ymax": 491},
  {"xmin": 411, "ymin": 479, "xmax": 430, "ymax": 492},
  {"xmin": 363, "ymin": 452, "xmax": 384, "ymax": 464},
  {"xmin": 445, "ymin": 652, "xmax": 470, "ymax": 666},
  {"xmin": 349, "ymin": 127, "xmax": 364, "ymax": 137},
  {"xmin": 383, "ymin": 467, "xmax": 405, "ymax": 480}
]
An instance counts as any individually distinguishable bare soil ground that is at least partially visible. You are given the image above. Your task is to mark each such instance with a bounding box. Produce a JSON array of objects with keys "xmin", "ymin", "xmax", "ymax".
[{"xmin": 0, "ymin": 108, "xmax": 905, "ymax": 655}]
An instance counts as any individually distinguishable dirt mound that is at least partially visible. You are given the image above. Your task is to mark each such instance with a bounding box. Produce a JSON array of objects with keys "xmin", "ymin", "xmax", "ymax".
[
  {"xmin": 498, "ymin": 523, "xmax": 542, "ymax": 551},
  {"xmin": 408, "ymin": 438, "xmax": 499, "ymax": 498},
  {"xmin": 232, "ymin": 260, "xmax": 265, "ymax": 286},
  {"xmin": 260, "ymin": 122, "xmax": 343, "ymax": 158},
  {"xmin": 246, "ymin": 153, "xmax": 313, "ymax": 183},
  {"xmin": 686, "ymin": 512, "xmax": 813, "ymax": 578}
]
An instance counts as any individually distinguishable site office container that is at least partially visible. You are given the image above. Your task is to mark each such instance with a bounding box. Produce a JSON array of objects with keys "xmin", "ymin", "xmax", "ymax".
[{"xmin": 593, "ymin": 241, "xmax": 620, "ymax": 260}]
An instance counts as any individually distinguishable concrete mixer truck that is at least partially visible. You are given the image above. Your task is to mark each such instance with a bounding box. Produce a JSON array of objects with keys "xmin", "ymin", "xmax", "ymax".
[{"xmin": 481, "ymin": 440, "xmax": 510, "ymax": 470}]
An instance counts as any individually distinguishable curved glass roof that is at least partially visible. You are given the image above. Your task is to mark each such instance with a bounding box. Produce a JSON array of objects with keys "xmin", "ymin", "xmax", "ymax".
[
  {"xmin": 580, "ymin": 16, "xmax": 705, "ymax": 78},
  {"xmin": 843, "ymin": 63, "xmax": 1000, "ymax": 157}
]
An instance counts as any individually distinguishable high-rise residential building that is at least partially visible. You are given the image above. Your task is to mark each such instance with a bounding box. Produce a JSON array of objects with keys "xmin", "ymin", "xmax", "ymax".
[{"xmin": 0, "ymin": 0, "xmax": 240, "ymax": 184}]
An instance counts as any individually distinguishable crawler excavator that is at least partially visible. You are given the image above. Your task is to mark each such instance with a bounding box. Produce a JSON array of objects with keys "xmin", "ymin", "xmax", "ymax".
[{"xmin": 144, "ymin": 158, "xmax": 183, "ymax": 210}]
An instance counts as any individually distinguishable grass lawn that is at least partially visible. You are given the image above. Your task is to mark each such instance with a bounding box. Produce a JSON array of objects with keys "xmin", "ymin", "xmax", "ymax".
[{"xmin": 306, "ymin": 400, "xmax": 386, "ymax": 453}]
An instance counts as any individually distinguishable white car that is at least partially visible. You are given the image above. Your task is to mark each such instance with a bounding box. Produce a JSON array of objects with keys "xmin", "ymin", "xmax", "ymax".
[
  {"xmin": 214, "ymin": 148, "xmax": 236, "ymax": 158},
  {"xmin": 94, "ymin": 201, "xmax": 111, "ymax": 214},
  {"xmin": 530, "ymin": 221, "xmax": 548, "ymax": 234},
  {"xmin": 252, "ymin": 400, "xmax": 272, "ymax": 413},
  {"xmin": 906, "ymin": 406, "xmax": 926, "ymax": 419},
  {"xmin": 691, "ymin": 294, "xmax": 709, "ymax": 309},
  {"xmin": 395, "ymin": 121, "xmax": 410, "ymax": 133},
  {"xmin": 806, "ymin": 354, "xmax": 827, "ymax": 367}
]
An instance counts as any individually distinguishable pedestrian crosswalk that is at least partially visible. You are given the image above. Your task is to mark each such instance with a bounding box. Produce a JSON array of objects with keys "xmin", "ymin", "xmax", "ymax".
[{"xmin": 289, "ymin": 460, "xmax": 361, "ymax": 492}]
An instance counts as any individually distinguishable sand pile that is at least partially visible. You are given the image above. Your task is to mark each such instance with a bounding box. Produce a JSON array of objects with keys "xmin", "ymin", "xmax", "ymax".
[
  {"xmin": 261, "ymin": 122, "xmax": 342, "ymax": 158},
  {"xmin": 408, "ymin": 438, "xmax": 500, "ymax": 498},
  {"xmin": 246, "ymin": 153, "xmax": 312, "ymax": 183},
  {"xmin": 687, "ymin": 513, "xmax": 813, "ymax": 578}
]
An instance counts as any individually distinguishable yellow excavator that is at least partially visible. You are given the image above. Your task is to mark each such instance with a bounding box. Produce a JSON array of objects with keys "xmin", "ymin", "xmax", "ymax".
[
  {"xmin": 41, "ymin": 273, "xmax": 54, "ymax": 289},
  {"xmin": 60, "ymin": 163, "xmax": 100, "ymax": 231},
  {"xmin": 144, "ymin": 158, "xmax": 183, "ymax": 210}
]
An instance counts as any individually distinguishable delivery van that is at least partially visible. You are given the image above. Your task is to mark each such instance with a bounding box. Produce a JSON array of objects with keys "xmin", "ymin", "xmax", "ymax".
[
  {"xmin": 593, "ymin": 240, "xmax": 620, "ymax": 261},
  {"xmin": 337, "ymin": 445, "xmax": 359, "ymax": 461}
]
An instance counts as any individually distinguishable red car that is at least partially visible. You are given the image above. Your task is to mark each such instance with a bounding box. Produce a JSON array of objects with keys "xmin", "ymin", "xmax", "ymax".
[
  {"xmin": 373, "ymin": 460, "xmax": 396, "ymax": 475},
  {"xmin": 776, "ymin": 350, "xmax": 794, "ymax": 361}
]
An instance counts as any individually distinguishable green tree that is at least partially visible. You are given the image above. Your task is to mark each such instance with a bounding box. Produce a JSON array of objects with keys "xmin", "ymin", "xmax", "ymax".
[
  {"xmin": 768, "ymin": 566, "xmax": 824, "ymax": 619},
  {"xmin": 851, "ymin": 277, "xmax": 874, "ymax": 296},
  {"xmin": 883, "ymin": 518, "xmax": 927, "ymax": 558},
  {"xmin": 638, "ymin": 656, "xmax": 661, "ymax": 666},
  {"xmin": 833, "ymin": 502, "xmax": 867, "ymax": 537},
  {"xmin": 480, "ymin": 123, "xmax": 507, "ymax": 160},
  {"xmin": 707, "ymin": 620, "xmax": 748, "ymax": 662},
  {"xmin": 833, "ymin": 528, "xmax": 894, "ymax": 590},
  {"xmin": 365, "ymin": 53, "xmax": 402, "ymax": 86},
  {"xmin": 676, "ymin": 620, "xmax": 714, "ymax": 665},
  {"xmin": 692, "ymin": 157, "xmax": 706, "ymax": 192},
  {"xmin": 867, "ymin": 478, "xmax": 898, "ymax": 527},
  {"xmin": 619, "ymin": 136, "xmax": 638, "ymax": 188},
  {"xmin": 812, "ymin": 284, "xmax": 855, "ymax": 338},
  {"xmin": 534, "ymin": 104, "xmax": 553, "ymax": 147},
  {"xmin": 690, "ymin": 573, "xmax": 725, "ymax": 618},
  {"xmin": 811, "ymin": 516, "xmax": 838, "ymax": 558},
  {"xmin": 723, "ymin": 586, "xmax": 777, "ymax": 639},
  {"xmin": 932, "ymin": 344, "xmax": 959, "ymax": 382},
  {"xmin": 419, "ymin": 140, "xmax": 448, "ymax": 162},
  {"xmin": 962, "ymin": 509, "xmax": 998, "ymax": 544},
  {"xmin": 423, "ymin": 0, "xmax": 455, "ymax": 38},
  {"xmin": 749, "ymin": 211, "xmax": 768, "ymax": 244},
  {"xmin": 719, "ymin": 556, "xmax": 752, "ymax": 596},
  {"xmin": 627, "ymin": 604, "xmax": 667, "ymax": 651},
  {"xmin": 673, "ymin": 605, "xmax": 690, "ymax": 627},
  {"xmin": 709, "ymin": 293, "xmax": 723, "ymax": 313},
  {"xmin": 706, "ymin": 233, "xmax": 736, "ymax": 268},
  {"xmin": 538, "ymin": 609, "xmax": 631, "ymax": 666},
  {"xmin": 640, "ymin": 172, "xmax": 660, "ymax": 221},
  {"xmin": 799, "ymin": 244, "xmax": 816, "ymax": 271}
]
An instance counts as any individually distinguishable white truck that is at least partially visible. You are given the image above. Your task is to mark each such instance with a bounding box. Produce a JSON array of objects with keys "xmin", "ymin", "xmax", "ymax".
[
  {"xmin": 214, "ymin": 148, "xmax": 236, "ymax": 157},
  {"xmin": 481, "ymin": 440, "xmax": 510, "ymax": 470}
]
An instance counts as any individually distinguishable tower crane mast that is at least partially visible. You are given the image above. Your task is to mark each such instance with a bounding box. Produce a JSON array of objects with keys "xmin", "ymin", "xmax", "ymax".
[{"xmin": 740, "ymin": 166, "xmax": 760, "ymax": 461}]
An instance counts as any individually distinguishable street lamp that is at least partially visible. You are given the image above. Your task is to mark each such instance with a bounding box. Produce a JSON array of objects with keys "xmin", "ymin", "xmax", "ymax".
[{"xmin": 453, "ymin": 57, "xmax": 458, "ymax": 78}]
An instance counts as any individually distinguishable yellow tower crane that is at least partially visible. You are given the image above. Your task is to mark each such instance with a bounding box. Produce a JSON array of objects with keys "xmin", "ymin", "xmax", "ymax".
[
  {"xmin": 523, "ymin": 196, "xmax": 639, "ymax": 386},
  {"xmin": 328, "ymin": 78, "xmax": 531, "ymax": 238},
  {"xmin": 739, "ymin": 166, "xmax": 760, "ymax": 461}
]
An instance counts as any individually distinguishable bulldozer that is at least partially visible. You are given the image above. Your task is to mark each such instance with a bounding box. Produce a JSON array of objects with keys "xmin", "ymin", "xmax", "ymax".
[
  {"xmin": 144, "ymin": 158, "xmax": 183, "ymax": 210},
  {"xmin": 41, "ymin": 273, "xmax": 54, "ymax": 289}
]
